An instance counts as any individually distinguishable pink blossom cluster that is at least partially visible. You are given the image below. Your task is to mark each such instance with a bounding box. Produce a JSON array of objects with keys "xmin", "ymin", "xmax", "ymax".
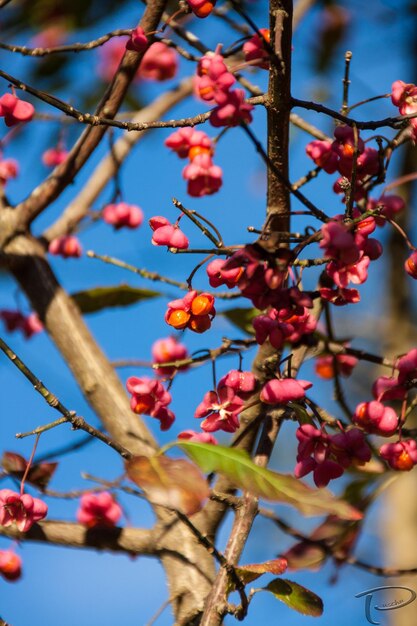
[
  {"xmin": 353, "ymin": 400, "xmax": 399, "ymax": 437},
  {"xmin": 48, "ymin": 235, "xmax": 82, "ymax": 258},
  {"xmin": 149, "ymin": 216, "xmax": 189, "ymax": 249},
  {"xmin": 99, "ymin": 39, "xmax": 177, "ymax": 83},
  {"xmin": 391, "ymin": 80, "xmax": 417, "ymax": 141},
  {"xmin": 209, "ymin": 245, "xmax": 290, "ymax": 310},
  {"xmin": 0, "ymin": 549, "xmax": 22, "ymax": 582},
  {"xmin": 152, "ymin": 336, "xmax": 189, "ymax": 376},
  {"xmin": 0, "ymin": 489, "xmax": 48, "ymax": 532},
  {"xmin": 165, "ymin": 290, "xmax": 215, "ymax": 334},
  {"xmin": 319, "ymin": 215, "xmax": 382, "ymax": 305},
  {"xmin": 103, "ymin": 202, "xmax": 144, "ymax": 230},
  {"xmin": 306, "ymin": 126, "xmax": 379, "ymax": 201},
  {"xmin": 165, "ymin": 127, "xmax": 222, "ymax": 197},
  {"xmin": 195, "ymin": 49, "xmax": 254, "ymax": 127},
  {"xmin": 294, "ymin": 425, "xmax": 371, "ymax": 488},
  {"xmin": 0, "ymin": 309, "xmax": 43, "ymax": 338},
  {"xmin": 76, "ymin": 492, "xmax": 122, "ymax": 528},
  {"xmin": 0, "ymin": 93, "xmax": 35, "ymax": 127},
  {"xmin": 195, "ymin": 370, "xmax": 256, "ymax": 432},
  {"xmin": 243, "ymin": 29, "xmax": 270, "ymax": 70},
  {"xmin": 126, "ymin": 376, "xmax": 175, "ymax": 430},
  {"xmin": 0, "ymin": 153, "xmax": 18, "ymax": 185},
  {"xmin": 373, "ymin": 348, "xmax": 417, "ymax": 402}
]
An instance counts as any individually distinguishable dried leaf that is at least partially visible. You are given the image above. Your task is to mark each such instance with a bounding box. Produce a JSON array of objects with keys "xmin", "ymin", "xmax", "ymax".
[
  {"xmin": 71, "ymin": 284, "xmax": 160, "ymax": 314},
  {"xmin": 125, "ymin": 455, "xmax": 209, "ymax": 516}
]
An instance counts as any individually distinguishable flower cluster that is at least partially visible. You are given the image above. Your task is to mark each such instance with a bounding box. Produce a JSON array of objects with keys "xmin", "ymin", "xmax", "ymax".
[
  {"xmin": 319, "ymin": 215, "xmax": 382, "ymax": 305},
  {"xmin": 294, "ymin": 425, "xmax": 371, "ymax": 488},
  {"xmin": 165, "ymin": 127, "xmax": 222, "ymax": 197},
  {"xmin": 243, "ymin": 29, "xmax": 270, "ymax": 69},
  {"xmin": 126, "ymin": 376, "xmax": 175, "ymax": 430},
  {"xmin": 165, "ymin": 290, "xmax": 215, "ymax": 334},
  {"xmin": 0, "ymin": 93, "xmax": 35, "ymax": 127},
  {"xmin": 99, "ymin": 39, "xmax": 177, "ymax": 82},
  {"xmin": 152, "ymin": 336, "xmax": 189, "ymax": 376},
  {"xmin": 195, "ymin": 48, "xmax": 254, "ymax": 127},
  {"xmin": 306, "ymin": 126, "xmax": 379, "ymax": 201},
  {"xmin": 195, "ymin": 370, "xmax": 255, "ymax": 433},
  {"xmin": 0, "ymin": 489, "xmax": 48, "ymax": 532},
  {"xmin": 0, "ymin": 309, "xmax": 43, "ymax": 339},
  {"xmin": 149, "ymin": 216, "xmax": 189, "ymax": 249},
  {"xmin": 103, "ymin": 202, "xmax": 144, "ymax": 230},
  {"xmin": 76, "ymin": 492, "xmax": 122, "ymax": 528},
  {"xmin": 48, "ymin": 235, "xmax": 82, "ymax": 258}
]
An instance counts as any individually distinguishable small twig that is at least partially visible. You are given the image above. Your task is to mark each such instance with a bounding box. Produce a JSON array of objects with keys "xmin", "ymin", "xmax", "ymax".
[
  {"xmin": 0, "ymin": 336, "xmax": 132, "ymax": 459},
  {"xmin": 172, "ymin": 198, "xmax": 222, "ymax": 246},
  {"xmin": 341, "ymin": 51, "xmax": 352, "ymax": 116}
]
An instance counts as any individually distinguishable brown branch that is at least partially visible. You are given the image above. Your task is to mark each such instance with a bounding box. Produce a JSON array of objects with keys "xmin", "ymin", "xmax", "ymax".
[
  {"xmin": 0, "ymin": 29, "xmax": 132, "ymax": 56},
  {"xmin": 0, "ymin": 520, "xmax": 157, "ymax": 555}
]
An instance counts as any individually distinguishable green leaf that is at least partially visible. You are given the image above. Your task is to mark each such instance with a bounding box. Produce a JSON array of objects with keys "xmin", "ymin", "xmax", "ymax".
[
  {"xmin": 220, "ymin": 307, "xmax": 259, "ymax": 334},
  {"xmin": 264, "ymin": 578, "xmax": 323, "ymax": 617},
  {"xmin": 71, "ymin": 284, "xmax": 160, "ymax": 314},
  {"xmin": 172, "ymin": 441, "xmax": 362, "ymax": 520}
]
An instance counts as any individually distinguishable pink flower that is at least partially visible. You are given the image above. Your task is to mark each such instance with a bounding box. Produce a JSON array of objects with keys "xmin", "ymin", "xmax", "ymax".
[
  {"xmin": 330, "ymin": 429, "xmax": 371, "ymax": 468},
  {"xmin": 0, "ymin": 309, "xmax": 43, "ymax": 338},
  {"xmin": 194, "ymin": 51, "xmax": 235, "ymax": 105},
  {"xmin": 0, "ymin": 93, "xmax": 35, "ymax": 127},
  {"xmin": 165, "ymin": 290, "xmax": 215, "ymax": 333},
  {"xmin": 319, "ymin": 221, "xmax": 360, "ymax": 265},
  {"xmin": 48, "ymin": 235, "xmax": 82, "ymax": 258},
  {"xmin": 326, "ymin": 255, "xmax": 370, "ymax": 289},
  {"xmin": 149, "ymin": 216, "xmax": 189, "ymax": 248},
  {"xmin": 138, "ymin": 42, "xmax": 178, "ymax": 81},
  {"xmin": 0, "ymin": 550, "xmax": 22, "ymax": 581},
  {"xmin": 391, "ymin": 80, "xmax": 417, "ymax": 112},
  {"xmin": 126, "ymin": 376, "xmax": 175, "ymax": 430},
  {"xmin": 186, "ymin": 0, "xmax": 216, "ymax": 18},
  {"xmin": 77, "ymin": 492, "xmax": 122, "ymax": 528},
  {"xmin": 182, "ymin": 153, "xmax": 223, "ymax": 197},
  {"xmin": 126, "ymin": 27, "xmax": 148, "ymax": 53},
  {"xmin": 103, "ymin": 202, "xmax": 144, "ymax": 230},
  {"xmin": 0, "ymin": 156, "xmax": 18, "ymax": 185},
  {"xmin": 305, "ymin": 140, "xmax": 338, "ymax": 174},
  {"xmin": 243, "ymin": 29, "xmax": 270, "ymax": 69},
  {"xmin": 315, "ymin": 354, "xmax": 358, "ymax": 379},
  {"xmin": 42, "ymin": 147, "xmax": 68, "ymax": 168},
  {"xmin": 367, "ymin": 194, "xmax": 405, "ymax": 225},
  {"xmin": 206, "ymin": 258, "xmax": 243, "ymax": 288},
  {"xmin": 260, "ymin": 378, "xmax": 312, "ymax": 405},
  {"xmin": 294, "ymin": 425, "xmax": 344, "ymax": 488},
  {"xmin": 210, "ymin": 89, "xmax": 254, "ymax": 127},
  {"xmin": 380, "ymin": 439, "xmax": 417, "ymax": 471},
  {"xmin": 218, "ymin": 369, "xmax": 257, "ymax": 398},
  {"xmin": 152, "ymin": 336, "xmax": 188, "ymax": 376},
  {"xmin": 353, "ymin": 400, "xmax": 399, "ymax": 437},
  {"xmin": 372, "ymin": 375, "xmax": 406, "ymax": 402},
  {"xmin": 195, "ymin": 386, "xmax": 244, "ymax": 433},
  {"xmin": 165, "ymin": 128, "xmax": 213, "ymax": 159},
  {"xmin": 397, "ymin": 348, "xmax": 417, "ymax": 386},
  {"xmin": 178, "ymin": 430, "xmax": 218, "ymax": 444},
  {"xmin": 0, "ymin": 489, "xmax": 48, "ymax": 532}
]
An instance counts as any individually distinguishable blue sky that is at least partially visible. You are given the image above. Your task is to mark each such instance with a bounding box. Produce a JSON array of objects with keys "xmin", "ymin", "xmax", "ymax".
[{"xmin": 0, "ymin": 1, "xmax": 416, "ymax": 624}]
